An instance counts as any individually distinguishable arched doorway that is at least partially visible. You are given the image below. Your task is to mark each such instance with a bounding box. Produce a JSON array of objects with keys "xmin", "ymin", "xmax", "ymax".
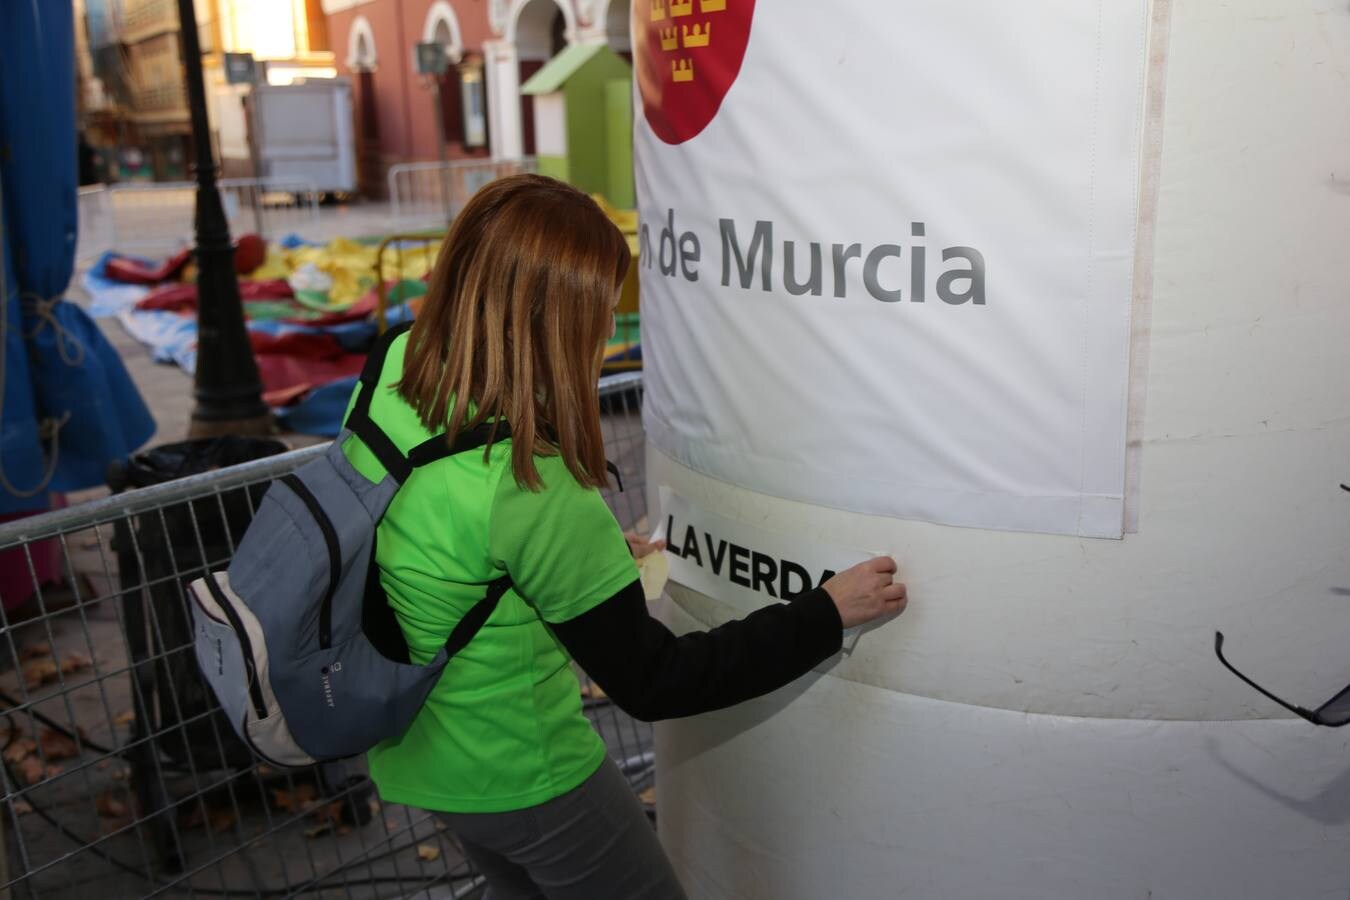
[
  {"xmin": 423, "ymin": 2, "xmax": 487, "ymax": 157},
  {"xmin": 511, "ymin": 0, "xmax": 569, "ymax": 156},
  {"xmin": 346, "ymin": 17, "xmax": 381, "ymax": 196}
]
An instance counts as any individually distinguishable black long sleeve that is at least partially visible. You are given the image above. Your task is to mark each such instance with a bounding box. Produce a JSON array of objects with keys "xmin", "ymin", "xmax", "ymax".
[{"xmin": 549, "ymin": 580, "xmax": 844, "ymax": 722}]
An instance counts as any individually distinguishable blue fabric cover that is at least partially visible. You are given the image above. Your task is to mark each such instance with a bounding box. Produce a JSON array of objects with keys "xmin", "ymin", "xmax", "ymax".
[{"xmin": 0, "ymin": 0, "xmax": 155, "ymax": 505}]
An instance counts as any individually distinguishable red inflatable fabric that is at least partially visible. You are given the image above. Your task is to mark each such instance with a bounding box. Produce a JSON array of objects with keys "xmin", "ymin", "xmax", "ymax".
[
  {"xmin": 249, "ymin": 330, "xmax": 366, "ymax": 407},
  {"xmin": 106, "ymin": 234, "xmax": 267, "ymax": 285},
  {"xmin": 233, "ymin": 233, "xmax": 266, "ymax": 274},
  {"xmin": 104, "ymin": 247, "xmax": 193, "ymax": 285},
  {"xmin": 280, "ymin": 288, "xmax": 378, "ymax": 327},
  {"xmin": 135, "ymin": 279, "xmax": 294, "ymax": 313}
]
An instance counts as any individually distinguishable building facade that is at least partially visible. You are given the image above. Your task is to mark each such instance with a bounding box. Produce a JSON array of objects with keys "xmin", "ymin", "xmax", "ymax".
[
  {"xmin": 321, "ymin": 0, "xmax": 633, "ymax": 195},
  {"xmin": 79, "ymin": 0, "xmax": 335, "ymax": 182}
]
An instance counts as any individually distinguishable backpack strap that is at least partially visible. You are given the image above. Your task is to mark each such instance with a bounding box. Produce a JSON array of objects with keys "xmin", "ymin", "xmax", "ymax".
[
  {"xmin": 346, "ymin": 322, "xmax": 416, "ymax": 484},
  {"xmin": 409, "ymin": 420, "xmax": 515, "ymax": 657},
  {"xmin": 406, "ymin": 419, "xmax": 511, "ymax": 470},
  {"xmin": 347, "ymin": 325, "xmax": 514, "ymax": 657},
  {"xmin": 443, "ymin": 575, "xmax": 513, "ymax": 658}
]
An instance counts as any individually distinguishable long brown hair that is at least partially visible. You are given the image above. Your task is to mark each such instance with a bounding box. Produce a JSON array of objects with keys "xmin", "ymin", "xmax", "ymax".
[{"xmin": 397, "ymin": 174, "xmax": 630, "ymax": 490}]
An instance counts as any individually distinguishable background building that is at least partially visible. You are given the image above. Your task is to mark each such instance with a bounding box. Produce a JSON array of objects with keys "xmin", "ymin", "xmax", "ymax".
[
  {"xmin": 77, "ymin": 0, "xmax": 336, "ymax": 182},
  {"xmin": 322, "ymin": 0, "xmax": 633, "ymax": 196}
]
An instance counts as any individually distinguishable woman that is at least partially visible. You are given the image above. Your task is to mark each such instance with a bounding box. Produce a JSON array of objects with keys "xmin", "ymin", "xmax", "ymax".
[{"xmin": 344, "ymin": 174, "xmax": 907, "ymax": 899}]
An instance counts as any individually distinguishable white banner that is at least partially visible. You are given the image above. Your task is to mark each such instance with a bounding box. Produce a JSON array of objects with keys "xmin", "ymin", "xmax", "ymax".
[{"xmin": 634, "ymin": 0, "xmax": 1149, "ymax": 538}]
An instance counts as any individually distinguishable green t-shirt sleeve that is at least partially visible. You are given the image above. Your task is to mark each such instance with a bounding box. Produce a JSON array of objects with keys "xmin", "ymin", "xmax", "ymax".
[{"xmin": 488, "ymin": 455, "xmax": 639, "ymax": 623}]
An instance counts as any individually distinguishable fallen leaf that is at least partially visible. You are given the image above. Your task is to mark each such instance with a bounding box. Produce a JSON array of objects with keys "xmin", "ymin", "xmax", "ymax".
[
  {"xmin": 179, "ymin": 804, "xmax": 205, "ymax": 830},
  {"xmin": 256, "ymin": 764, "xmax": 274, "ymax": 777},
  {"xmin": 338, "ymin": 825, "xmax": 352, "ymax": 836},
  {"xmin": 638, "ymin": 787, "xmax": 656, "ymax": 806},
  {"xmin": 38, "ymin": 729, "xmax": 78, "ymax": 761},
  {"xmin": 12, "ymin": 799, "xmax": 32, "ymax": 815},
  {"xmin": 22, "ymin": 659, "xmax": 59, "ymax": 689},
  {"xmin": 310, "ymin": 800, "xmax": 344, "ymax": 826},
  {"xmin": 579, "ymin": 682, "xmax": 608, "ymax": 701},
  {"xmin": 271, "ymin": 783, "xmax": 317, "ymax": 814},
  {"xmin": 58, "ymin": 652, "xmax": 92, "ymax": 675},
  {"xmin": 99, "ymin": 815, "xmax": 132, "ymax": 836},
  {"xmin": 208, "ymin": 807, "xmax": 238, "ymax": 834},
  {"xmin": 17, "ymin": 756, "xmax": 46, "ymax": 785},
  {"xmin": 96, "ymin": 791, "xmax": 128, "ymax": 819},
  {"xmin": 416, "ymin": 844, "xmax": 441, "ymax": 862},
  {"xmin": 113, "ymin": 710, "xmax": 135, "ymax": 727},
  {"xmin": 19, "ymin": 643, "xmax": 51, "ymax": 661},
  {"xmin": 367, "ymin": 798, "xmax": 381, "ymax": 817},
  {"xmin": 385, "ymin": 818, "xmax": 401, "ymax": 833},
  {"xmin": 304, "ymin": 821, "xmax": 334, "ymax": 839},
  {"xmin": 4, "ymin": 737, "xmax": 36, "ymax": 765}
]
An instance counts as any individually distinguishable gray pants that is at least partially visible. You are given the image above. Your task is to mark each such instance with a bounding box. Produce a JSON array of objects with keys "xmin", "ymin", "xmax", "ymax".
[{"xmin": 437, "ymin": 758, "xmax": 688, "ymax": 900}]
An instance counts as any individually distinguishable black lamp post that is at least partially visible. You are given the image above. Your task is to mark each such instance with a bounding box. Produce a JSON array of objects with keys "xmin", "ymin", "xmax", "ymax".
[{"xmin": 177, "ymin": 0, "xmax": 271, "ymax": 437}]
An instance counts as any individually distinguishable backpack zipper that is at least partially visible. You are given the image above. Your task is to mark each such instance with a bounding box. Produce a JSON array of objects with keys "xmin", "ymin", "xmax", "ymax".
[
  {"xmin": 201, "ymin": 576, "xmax": 269, "ymax": 721},
  {"xmin": 279, "ymin": 474, "xmax": 341, "ymax": 649}
]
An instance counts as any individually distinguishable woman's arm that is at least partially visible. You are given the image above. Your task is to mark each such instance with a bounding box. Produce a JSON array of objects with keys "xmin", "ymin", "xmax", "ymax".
[{"xmin": 549, "ymin": 581, "xmax": 843, "ymax": 722}]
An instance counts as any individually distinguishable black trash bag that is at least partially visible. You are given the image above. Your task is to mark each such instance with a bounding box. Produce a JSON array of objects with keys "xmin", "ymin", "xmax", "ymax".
[{"xmin": 109, "ymin": 436, "xmax": 287, "ymax": 771}]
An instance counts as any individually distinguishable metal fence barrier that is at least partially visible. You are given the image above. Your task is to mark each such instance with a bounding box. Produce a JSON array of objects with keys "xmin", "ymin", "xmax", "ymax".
[
  {"xmin": 372, "ymin": 233, "xmax": 445, "ymax": 333},
  {"xmin": 75, "ymin": 179, "xmax": 323, "ymax": 263},
  {"xmin": 75, "ymin": 186, "xmax": 115, "ymax": 267},
  {"xmin": 386, "ymin": 160, "xmax": 536, "ymax": 231},
  {"xmin": 0, "ymin": 375, "xmax": 650, "ymax": 898}
]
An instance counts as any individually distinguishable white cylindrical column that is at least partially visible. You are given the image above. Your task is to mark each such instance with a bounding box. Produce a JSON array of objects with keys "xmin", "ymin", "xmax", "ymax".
[{"xmin": 635, "ymin": 1, "xmax": 1350, "ymax": 897}]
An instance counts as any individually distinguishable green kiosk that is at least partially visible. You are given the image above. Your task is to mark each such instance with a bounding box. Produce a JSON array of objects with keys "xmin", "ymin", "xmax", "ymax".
[{"xmin": 520, "ymin": 43, "xmax": 635, "ymax": 210}]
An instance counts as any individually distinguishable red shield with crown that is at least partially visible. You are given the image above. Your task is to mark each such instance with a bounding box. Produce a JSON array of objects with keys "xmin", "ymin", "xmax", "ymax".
[{"xmin": 635, "ymin": 0, "xmax": 756, "ymax": 145}]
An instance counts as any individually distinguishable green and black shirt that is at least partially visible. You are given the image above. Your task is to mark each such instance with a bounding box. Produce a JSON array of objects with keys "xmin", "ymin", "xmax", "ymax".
[{"xmin": 346, "ymin": 332, "xmax": 842, "ymax": 814}]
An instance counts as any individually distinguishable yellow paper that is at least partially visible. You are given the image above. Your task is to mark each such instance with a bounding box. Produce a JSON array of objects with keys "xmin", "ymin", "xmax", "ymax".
[{"xmin": 636, "ymin": 551, "xmax": 669, "ymax": 601}]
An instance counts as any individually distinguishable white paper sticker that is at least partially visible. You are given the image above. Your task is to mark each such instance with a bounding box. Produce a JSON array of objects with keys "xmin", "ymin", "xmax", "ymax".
[{"xmin": 654, "ymin": 487, "xmax": 880, "ymax": 652}]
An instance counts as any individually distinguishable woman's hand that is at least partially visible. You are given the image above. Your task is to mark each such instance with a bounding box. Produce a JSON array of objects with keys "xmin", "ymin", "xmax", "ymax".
[
  {"xmin": 624, "ymin": 532, "xmax": 667, "ymax": 559},
  {"xmin": 822, "ymin": 556, "xmax": 908, "ymax": 629}
]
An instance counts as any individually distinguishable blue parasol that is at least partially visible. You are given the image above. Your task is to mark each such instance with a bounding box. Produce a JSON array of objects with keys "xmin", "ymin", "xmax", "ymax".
[{"xmin": 0, "ymin": 0, "xmax": 155, "ymax": 512}]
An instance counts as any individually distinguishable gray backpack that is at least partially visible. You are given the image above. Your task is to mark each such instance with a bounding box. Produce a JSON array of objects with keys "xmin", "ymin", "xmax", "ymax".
[{"xmin": 188, "ymin": 324, "xmax": 511, "ymax": 767}]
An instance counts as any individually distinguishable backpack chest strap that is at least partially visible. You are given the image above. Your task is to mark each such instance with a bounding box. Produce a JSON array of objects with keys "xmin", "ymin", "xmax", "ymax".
[{"xmin": 346, "ymin": 323, "xmax": 513, "ymax": 484}]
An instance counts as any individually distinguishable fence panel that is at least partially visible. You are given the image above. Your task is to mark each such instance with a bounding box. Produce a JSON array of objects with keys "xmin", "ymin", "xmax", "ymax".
[
  {"xmin": 94, "ymin": 178, "xmax": 321, "ymax": 259},
  {"xmin": 386, "ymin": 160, "xmax": 537, "ymax": 230},
  {"xmin": 75, "ymin": 187, "xmax": 113, "ymax": 266},
  {"xmin": 0, "ymin": 376, "xmax": 650, "ymax": 898}
]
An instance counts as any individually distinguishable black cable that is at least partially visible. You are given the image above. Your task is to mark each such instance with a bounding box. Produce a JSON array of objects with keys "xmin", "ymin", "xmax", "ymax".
[
  {"xmin": 0, "ymin": 685, "xmax": 225, "ymax": 778},
  {"xmin": 0, "ymin": 687, "xmax": 118, "ymax": 756}
]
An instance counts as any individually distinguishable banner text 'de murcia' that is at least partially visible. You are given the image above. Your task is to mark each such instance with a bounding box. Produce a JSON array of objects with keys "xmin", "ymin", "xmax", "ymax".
[{"xmin": 640, "ymin": 208, "xmax": 986, "ymax": 306}]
